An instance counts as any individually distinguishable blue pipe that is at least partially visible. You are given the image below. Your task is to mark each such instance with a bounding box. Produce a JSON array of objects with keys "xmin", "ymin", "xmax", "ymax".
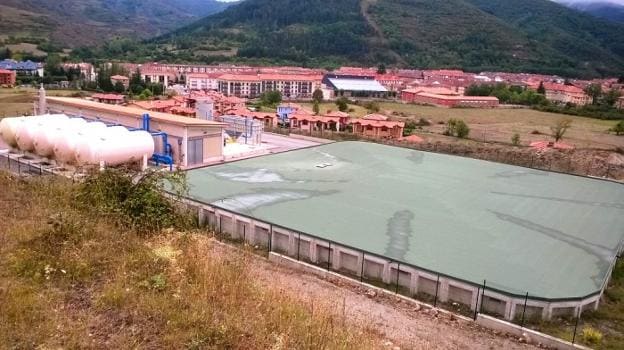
[{"xmin": 142, "ymin": 113, "xmax": 173, "ymax": 170}]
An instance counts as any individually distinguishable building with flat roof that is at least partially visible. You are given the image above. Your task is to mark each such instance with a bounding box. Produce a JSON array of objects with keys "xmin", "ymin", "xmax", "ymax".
[
  {"xmin": 42, "ymin": 97, "xmax": 226, "ymax": 168},
  {"xmin": 0, "ymin": 69, "xmax": 16, "ymax": 87},
  {"xmin": 401, "ymin": 90, "xmax": 500, "ymax": 108},
  {"xmin": 322, "ymin": 74, "xmax": 388, "ymax": 98}
]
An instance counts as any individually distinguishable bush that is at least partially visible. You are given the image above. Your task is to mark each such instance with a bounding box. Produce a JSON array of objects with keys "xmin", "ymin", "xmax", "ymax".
[
  {"xmin": 530, "ymin": 129, "xmax": 541, "ymax": 135},
  {"xmin": 76, "ymin": 168, "xmax": 191, "ymax": 233},
  {"xmin": 445, "ymin": 118, "xmax": 470, "ymax": 138},
  {"xmin": 581, "ymin": 326, "xmax": 603, "ymax": 345},
  {"xmin": 609, "ymin": 120, "xmax": 624, "ymax": 135},
  {"xmin": 511, "ymin": 133, "xmax": 521, "ymax": 146}
]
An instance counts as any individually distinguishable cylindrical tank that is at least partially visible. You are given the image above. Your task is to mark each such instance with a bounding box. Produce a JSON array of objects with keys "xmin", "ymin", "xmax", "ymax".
[
  {"xmin": 15, "ymin": 114, "xmax": 67, "ymax": 152},
  {"xmin": 0, "ymin": 116, "xmax": 27, "ymax": 148},
  {"xmin": 53, "ymin": 121, "xmax": 106, "ymax": 164},
  {"xmin": 77, "ymin": 129, "xmax": 154, "ymax": 166},
  {"xmin": 75, "ymin": 126, "xmax": 130, "ymax": 166},
  {"xmin": 33, "ymin": 115, "xmax": 71, "ymax": 157}
]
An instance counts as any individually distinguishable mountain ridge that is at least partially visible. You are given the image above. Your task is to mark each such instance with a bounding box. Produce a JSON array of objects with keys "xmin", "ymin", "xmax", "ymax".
[{"xmin": 146, "ymin": 0, "xmax": 624, "ymax": 77}]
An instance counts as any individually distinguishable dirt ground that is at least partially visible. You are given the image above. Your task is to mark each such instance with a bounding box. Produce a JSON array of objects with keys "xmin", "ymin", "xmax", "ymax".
[{"xmin": 198, "ymin": 236, "xmax": 544, "ymax": 350}]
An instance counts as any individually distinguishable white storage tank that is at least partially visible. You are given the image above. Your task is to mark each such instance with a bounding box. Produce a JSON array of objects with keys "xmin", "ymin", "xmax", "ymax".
[
  {"xmin": 33, "ymin": 115, "xmax": 71, "ymax": 157},
  {"xmin": 76, "ymin": 128, "xmax": 154, "ymax": 166},
  {"xmin": 15, "ymin": 114, "xmax": 67, "ymax": 152},
  {"xmin": 53, "ymin": 121, "xmax": 106, "ymax": 164},
  {"xmin": 75, "ymin": 126, "xmax": 131, "ymax": 166},
  {"xmin": 0, "ymin": 116, "xmax": 27, "ymax": 148}
]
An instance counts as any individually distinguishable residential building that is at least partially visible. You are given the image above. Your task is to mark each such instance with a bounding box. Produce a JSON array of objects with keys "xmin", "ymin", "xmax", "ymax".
[
  {"xmin": 186, "ymin": 73, "xmax": 221, "ymax": 91},
  {"xmin": 111, "ymin": 75, "xmax": 130, "ymax": 88},
  {"xmin": 277, "ymin": 103, "xmax": 311, "ymax": 123},
  {"xmin": 225, "ymin": 107, "xmax": 279, "ymax": 128},
  {"xmin": 142, "ymin": 70, "xmax": 176, "ymax": 86},
  {"xmin": 0, "ymin": 59, "xmax": 44, "ymax": 76},
  {"xmin": 0, "ymin": 69, "xmax": 16, "ymax": 87},
  {"xmin": 61, "ymin": 63, "xmax": 96, "ymax": 81},
  {"xmin": 350, "ymin": 114, "xmax": 404, "ymax": 139},
  {"xmin": 217, "ymin": 74, "xmax": 322, "ymax": 99},
  {"xmin": 289, "ymin": 113, "xmax": 342, "ymax": 132},
  {"xmin": 616, "ymin": 96, "xmax": 624, "ymax": 110},
  {"xmin": 91, "ymin": 93, "xmax": 125, "ymax": 105},
  {"xmin": 542, "ymin": 82, "xmax": 592, "ymax": 106}
]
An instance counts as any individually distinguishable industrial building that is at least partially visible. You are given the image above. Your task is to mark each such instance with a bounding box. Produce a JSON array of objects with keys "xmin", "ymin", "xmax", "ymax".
[
  {"xmin": 40, "ymin": 96, "xmax": 226, "ymax": 168},
  {"xmin": 182, "ymin": 141, "xmax": 624, "ymax": 321}
]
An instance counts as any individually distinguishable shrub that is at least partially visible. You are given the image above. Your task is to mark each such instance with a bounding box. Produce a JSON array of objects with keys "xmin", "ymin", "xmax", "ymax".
[
  {"xmin": 531, "ymin": 129, "xmax": 541, "ymax": 135},
  {"xmin": 581, "ymin": 326, "xmax": 603, "ymax": 345},
  {"xmin": 446, "ymin": 118, "xmax": 470, "ymax": 138},
  {"xmin": 76, "ymin": 167, "xmax": 191, "ymax": 233},
  {"xmin": 609, "ymin": 120, "xmax": 624, "ymax": 135},
  {"xmin": 511, "ymin": 133, "xmax": 521, "ymax": 146}
]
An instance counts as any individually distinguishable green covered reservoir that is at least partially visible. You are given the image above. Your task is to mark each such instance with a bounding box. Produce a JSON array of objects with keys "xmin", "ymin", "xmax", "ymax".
[{"xmin": 185, "ymin": 141, "xmax": 624, "ymax": 300}]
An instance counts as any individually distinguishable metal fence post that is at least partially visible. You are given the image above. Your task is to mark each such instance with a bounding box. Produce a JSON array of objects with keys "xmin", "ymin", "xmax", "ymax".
[
  {"xmin": 520, "ymin": 292, "xmax": 529, "ymax": 327},
  {"xmin": 327, "ymin": 241, "xmax": 331, "ymax": 271},
  {"xmin": 572, "ymin": 312, "xmax": 581, "ymax": 344},
  {"xmin": 479, "ymin": 280, "xmax": 487, "ymax": 314},
  {"xmin": 268, "ymin": 224, "xmax": 273, "ymax": 253},
  {"xmin": 219, "ymin": 216, "xmax": 222, "ymax": 234},
  {"xmin": 243, "ymin": 225, "xmax": 246, "ymax": 244},
  {"xmin": 360, "ymin": 252, "xmax": 365, "ymax": 283},
  {"xmin": 434, "ymin": 274, "xmax": 440, "ymax": 307},
  {"xmin": 395, "ymin": 262, "xmax": 401, "ymax": 294},
  {"xmin": 297, "ymin": 232, "xmax": 301, "ymax": 261}
]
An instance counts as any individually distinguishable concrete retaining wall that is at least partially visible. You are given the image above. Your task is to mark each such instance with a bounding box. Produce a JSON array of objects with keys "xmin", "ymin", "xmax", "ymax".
[{"xmin": 191, "ymin": 201, "xmax": 604, "ymax": 322}]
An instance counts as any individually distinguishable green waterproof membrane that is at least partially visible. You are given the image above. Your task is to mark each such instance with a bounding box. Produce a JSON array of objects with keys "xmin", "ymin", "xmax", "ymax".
[{"xmin": 185, "ymin": 141, "xmax": 624, "ymax": 299}]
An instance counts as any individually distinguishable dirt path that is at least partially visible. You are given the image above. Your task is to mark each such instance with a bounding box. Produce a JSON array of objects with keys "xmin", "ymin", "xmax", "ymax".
[
  {"xmin": 359, "ymin": 0, "xmax": 407, "ymax": 65},
  {"xmin": 205, "ymin": 238, "xmax": 541, "ymax": 350}
]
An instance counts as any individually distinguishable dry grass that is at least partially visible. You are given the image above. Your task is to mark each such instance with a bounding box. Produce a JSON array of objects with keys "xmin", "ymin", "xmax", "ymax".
[
  {"xmin": 378, "ymin": 102, "xmax": 624, "ymax": 150},
  {"xmin": 0, "ymin": 88, "xmax": 88, "ymax": 117},
  {"xmin": 0, "ymin": 172, "xmax": 381, "ymax": 349}
]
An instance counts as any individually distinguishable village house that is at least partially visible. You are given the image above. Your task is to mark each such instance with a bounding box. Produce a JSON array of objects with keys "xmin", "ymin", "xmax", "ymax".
[
  {"xmin": 542, "ymin": 82, "xmax": 592, "ymax": 106},
  {"xmin": 350, "ymin": 114, "xmax": 405, "ymax": 139},
  {"xmin": 0, "ymin": 69, "xmax": 16, "ymax": 87},
  {"xmin": 111, "ymin": 75, "xmax": 130, "ymax": 88},
  {"xmin": 288, "ymin": 113, "xmax": 342, "ymax": 132},
  {"xmin": 91, "ymin": 93, "xmax": 125, "ymax": 105},
  {"xmin": 61, "ymin": 63, "xmax": 96, "ymax": 81},
  {"xmin": 224, "ymin": 107, "xmax": 279, "ymax": 128},
  {"xmin": 616, "ymin": 96, "xmax": 624, "ymax": 110}
]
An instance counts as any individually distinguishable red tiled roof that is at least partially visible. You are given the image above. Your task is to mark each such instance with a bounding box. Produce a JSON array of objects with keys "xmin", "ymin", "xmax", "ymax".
[
  {"xmin": 290, "ymin": 113, "xmax": 341, "ymax": 123},
  {"xmin": 542, "ymin": 83, "xmax": 585, "ymax": 94},
  {"xmin": 131, "ymin": 99, "xmax": 179, "ymax": 110},
  {"xmin": 216, "ymin": 73, "xmax": 321, "ymax": 82},
  {"xmin": 324, "ymin": 111, "xmax": 350, "ymax": 118},
  {"xmin": 362, "ymin": 114, "xmax": 389, "ymax": 121},
  {"xmin": 110, "ymin": 75, "xmax": 129, "ymax": 80},
  {"xmin": 350, "ymin": 119, "xmax": 405, "ymax": 128}
]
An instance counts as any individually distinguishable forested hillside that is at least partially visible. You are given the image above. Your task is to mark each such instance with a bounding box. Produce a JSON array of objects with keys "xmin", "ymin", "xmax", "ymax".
[
  {"xmin": 0, "ymin": 0, "xmax": 233, "ymax": 48},
  {"xmin": 116, "ymin": 0, "xmax": 624, "ymax": 77}
]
